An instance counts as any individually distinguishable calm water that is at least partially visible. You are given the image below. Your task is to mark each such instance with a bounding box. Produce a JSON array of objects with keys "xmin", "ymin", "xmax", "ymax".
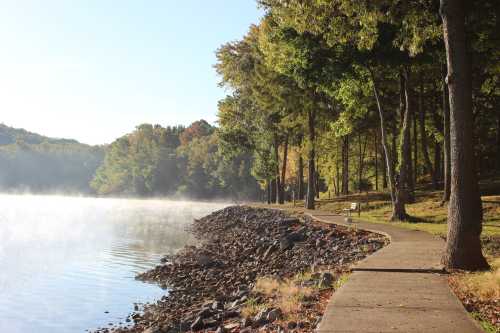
[{"xmin": 0, "ymin": 194, "xmax": 227, "ymax": 333}]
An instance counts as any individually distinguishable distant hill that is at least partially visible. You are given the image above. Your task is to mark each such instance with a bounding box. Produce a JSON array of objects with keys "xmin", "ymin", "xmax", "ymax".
[
  {"xmin": 0, "ymin": 124, "xmax": 104, "ymax": 193},
  {"xmin": 0, "ymin": 123, "xmax": 80, "ymax": 146}
]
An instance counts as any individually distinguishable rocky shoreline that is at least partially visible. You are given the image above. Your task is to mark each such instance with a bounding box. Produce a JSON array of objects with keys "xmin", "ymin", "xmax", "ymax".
[{"xmin": 95, "ymin": 206, "xmax": 387, "ymax": 333}]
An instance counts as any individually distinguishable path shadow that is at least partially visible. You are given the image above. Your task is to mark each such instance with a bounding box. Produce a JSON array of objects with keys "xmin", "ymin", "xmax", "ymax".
[{"xmin": 352, "ymin": 267, "xmax": 446, "ymax": 274}]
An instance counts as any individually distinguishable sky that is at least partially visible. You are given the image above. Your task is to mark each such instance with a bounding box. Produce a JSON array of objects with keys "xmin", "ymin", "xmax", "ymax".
[{"xmin": 0, "ymin": 1, "xmax": 264, "ymax": 145}]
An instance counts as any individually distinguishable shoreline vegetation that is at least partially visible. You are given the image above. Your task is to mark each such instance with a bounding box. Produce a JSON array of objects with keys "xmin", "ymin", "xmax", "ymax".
[{"xmin": 93, "ymin": 206, "xmax": 387, "ymax": 333}]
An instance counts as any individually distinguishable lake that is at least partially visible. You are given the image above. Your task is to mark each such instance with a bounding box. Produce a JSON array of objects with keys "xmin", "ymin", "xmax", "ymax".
[{"xmin": 0, "ymin": 194, "xmax": 227, "ymax": 333}]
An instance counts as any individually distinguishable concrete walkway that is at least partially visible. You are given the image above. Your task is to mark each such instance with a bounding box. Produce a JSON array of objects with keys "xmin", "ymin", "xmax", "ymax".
[{"xmin": 307, "ymin": 211, "xmax": 483, "ymax": 333}]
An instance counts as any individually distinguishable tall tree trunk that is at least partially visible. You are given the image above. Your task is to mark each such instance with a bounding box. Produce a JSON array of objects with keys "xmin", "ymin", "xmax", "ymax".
[
  {"xmin": 267, "ymin": 180, "xmax": 271, "ymax": 204},
  {"xmin": 413, "ymin": 100, "xmax": 418, "ymax": 187},
  {"xmin": 358, "ymin": 133, "xmax": 363, "ymax": 193},
  {"xmin": 273, "ymin": 135, "xmax": 283, "ymax": 204},
  {"xmin": 382, "ymin": 142, "xmax": 388, "ymax": 189},
  {"xmin": 332, "ymin": 154, "xmax": 338, "ymax": 196},
  {"xmin": 336, "ymin": 141, "xmax": 341, "ymax": 196},
  {"xmin": 393, "ymin": 69, "xmax": 412, "ymax": 221},
  {"xmin": 430, "ymin": 83, "xmax": 444, "ymax": 185},
  {"xmin": 375, "ymin": 130, "xmax": 379, "ymax": 191},
  {"xmin": 298, "ymin": 154, "xmax": 304, "ymax": 200},
  {"xmin": 369, "ymin": 68, "xmax": 396, "ymax": 207},
  {"xmin": 341, "ymin": 135, "xmax": 349, "ymax": 195},
  {"xmin": 418, "ymin": 73, "xmax": 437, "ymax": 188},
  {"xmin": 434, "ymin": 142, "xmax": 442, "ymax": 184},
  {"xmin": 305, "ymin": 109, "xmax": 316, "ymax": 210},
  {"xmin": 279, "ymin": 134, "xmax": 289, "ymax": 204},
  {"xmin": 496, "ymin": 111, "xmax": 500, "ymax": 170},
  {"xmin": 315, "ymin": 157, "xmax": 320, "ymax": 199},
  {"xmin": 440, "ymin": 0, "xmax": 488, "ymax": 270},
  {"xmin": 357, "ymin": 132, "xmax": 368, "ymax": 193},
  {"xmin": 442, "ymin": 64, "xmax": 452, "ymax": 203},
  {"xmin": 408, "ymin": 108, "xmax": 415, "ymax": 203},
  {"xmin": 270, "ymin": 177, "xmax": 277, "ymax": 204},
  {"xmin": 391, "ymin": 122, "xmax": 398, "ymax": 182}
]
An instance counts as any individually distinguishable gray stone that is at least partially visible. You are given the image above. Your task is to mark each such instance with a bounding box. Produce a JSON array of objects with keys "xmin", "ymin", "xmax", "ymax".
[
  {"xmin": 197, "ymin": 307, "xmax": 212, "ymax": 319},
  {"xmin": 142, "ymin": 326, "xmax": 161, "ymax": 333},
  {"xmin": 196, "ymin": 254, "xmax": 214, "ymax": 267},
  {"xmin": 318, "ymin": 272, "xmax": 334, "ymax": 288},
  {"xmin": 253, "ymin": 308, "xmax": 270, "ymax": 325},
  {"xmin": 262, "ymin": 245, "xmax": 275, "ymax": 260},
  {"xmin": 241, "ymin": 317, "xmax": 252, "ymax": 327},
  {"xmin": 211, "ymin": 301, "xmax": 224, "ymax": 311},
  {"xmin": 279, "ymin": 236, "xmax": 293, "ymax": 251},
  {"xmin": 266, "ymin": 308, "xmax": 282, "ymax": 322},
  {"xmin": 190, "ymin": 316, "xmax": 204, "ymax": 331}
]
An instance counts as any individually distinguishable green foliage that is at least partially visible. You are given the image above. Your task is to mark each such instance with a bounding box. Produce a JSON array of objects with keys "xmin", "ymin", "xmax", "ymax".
[
  {"xmin": 91, "ymin": 121, "xmax": 260, "ymax": 200},
  {"xmin": 0, "ymin": 125, "xmax": 104, "ymax": 193}
]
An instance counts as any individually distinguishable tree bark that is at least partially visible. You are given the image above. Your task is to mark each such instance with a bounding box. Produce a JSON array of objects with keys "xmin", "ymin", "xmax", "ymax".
[
  {"xmin": 267, "ymin": 179, "xmax": 271, "ymax": 204},
  {"xmin": 497, "ymin": 111, "xmax": 500, "ymax": 170},
  {"xmin": 369, "ymin": 68, "xmax": 396, "ymax": 207},
  {"xmin": 298, "ymin": 154, "xmax": 304, "ymax": 200},
  {"xmin": 391, "ymin": 122, "xmax": 398, "ymax": 183},
  {"xmin": 315, "ymin": 158, "xmax": 320, "ymax": 199},
  {"xmin": 279, "ymin": 134, "xmax": 289, "ymax": 204},
  {"xmin": 270, "ymin": 177, "xmax": 277, "ymax": 204},
  {"xmin": 336, "ymin": 141, "xmax": 341, "ymax": 195},
  {"xmin": 356, "ymin": 132, "xmax": 368, "ymax": 193},
  {"xmin": 273, "ymin": 135, "xmax": 283, "ymax": 204},
  {"xmin": 418, "ymin": 73, "xmax": 438, "ymax": 188},
  {"xmin": 407, "ymin": 109, "xmax": 415, "ymax": 203},
  {"xmin": 358, "ymin": 133, "xmax": 363, "ymax": 193},
  {"xmin": 382, "ymin": 141, "xmax": 388, "ymax": 189},
  {"xmin": 375, "ymin": 130, "xmax": 379, "ymax": 191},
  {"xmin": 441, "ymin": 64, "xmax": 452, "ymax": 203},
  {"xmin": 305, "ymin": 109, "xmax": 316, "ymax": 210},
  {"xmin": 440, "ymin": 0, "xmax": 488, "ymax": 270},
  {"xmin": 393, "ymin": 69, "xmax": 411, "ymax": 221},
  {"xmin": 434, "ymin": 142, "xmax": 442, "ymax": 184},
  {"xmin": 413, "ymin": 97, "xmax": 418, "ymax": 187},
  {"xmin": 430, "ymin": 83, "xmax": 444, "ymax": 184},
  {"xmin": 341, "ymin": 135, "xmax": 349, "ymax": 195}
]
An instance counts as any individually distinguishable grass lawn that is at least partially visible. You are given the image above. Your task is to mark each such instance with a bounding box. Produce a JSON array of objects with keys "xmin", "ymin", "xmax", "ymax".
[{"xmin": 262, "ymin": 190, "xmax": 500, "ymax": 240}]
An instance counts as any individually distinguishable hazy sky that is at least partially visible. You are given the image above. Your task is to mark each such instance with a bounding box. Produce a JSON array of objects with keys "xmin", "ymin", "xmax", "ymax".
[{"xmin": 0, "ymin": 1, "xmax": 263, "ymax": 145}]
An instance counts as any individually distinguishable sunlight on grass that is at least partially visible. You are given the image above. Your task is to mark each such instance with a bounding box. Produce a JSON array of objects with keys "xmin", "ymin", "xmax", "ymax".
[
  {"xmin": 302, "ymin": 191, "xmax": 500, "ymax": 238},
  {"xmin": 246, "ymin": 272, "xmax": 320, "ymax": 319},
  {"xmin": 241, "ymin": 297, "xmax": 267, "ymax": 318},
  {"xmin": 452, "ymin": 258, "xmax": 500, "ymax": 301}
]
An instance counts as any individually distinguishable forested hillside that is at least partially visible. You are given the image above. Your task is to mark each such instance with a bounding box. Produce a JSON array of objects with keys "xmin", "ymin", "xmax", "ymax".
[
  {"xmin": 0, "ymin": 124, "xmax": 104, "ymax": 193},
  {"xmin": 91, "ymin": 121, "xmax": 260, "ymax": 199}
]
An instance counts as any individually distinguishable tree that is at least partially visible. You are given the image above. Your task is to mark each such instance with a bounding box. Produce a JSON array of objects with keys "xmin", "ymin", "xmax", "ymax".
[{"xmin": 440, "ymin": 0, "xmax": 489, "ymax": 270}]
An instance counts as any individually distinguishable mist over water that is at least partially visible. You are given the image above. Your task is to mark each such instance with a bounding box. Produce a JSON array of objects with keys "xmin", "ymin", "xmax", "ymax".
[{"xmin": 0, "ymin": 194, "xmax": 227, "ymax": 333}]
